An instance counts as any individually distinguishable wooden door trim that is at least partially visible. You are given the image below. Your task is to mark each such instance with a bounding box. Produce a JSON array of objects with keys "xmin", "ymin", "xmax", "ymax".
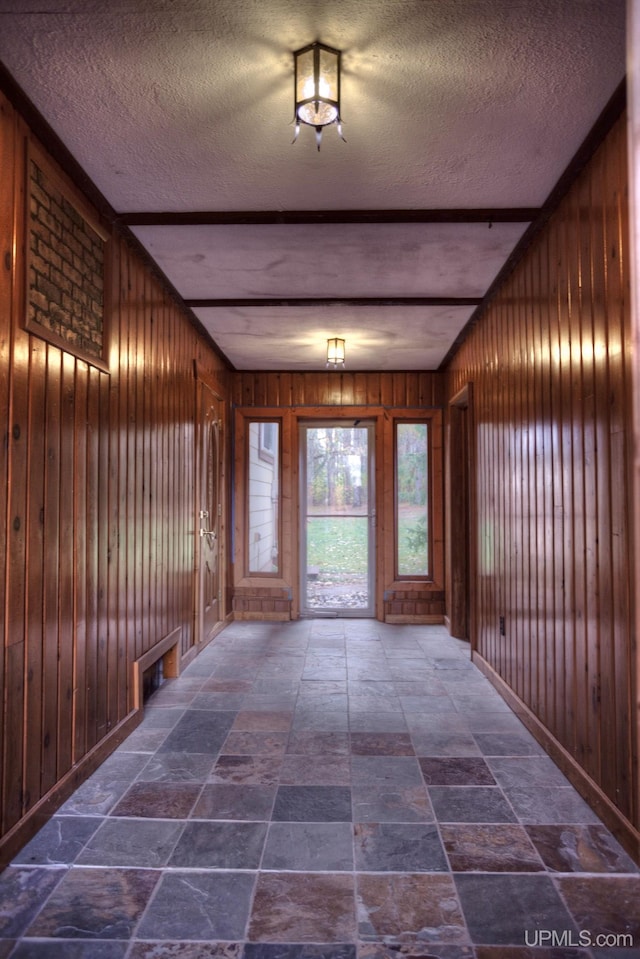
[
  {"xmin": 194, "ymin": 381, "xmax": 226, "ymax": 648},
  {"xmin": 447, "ymin": 382, "xmax": 476, "ymax": 646}
]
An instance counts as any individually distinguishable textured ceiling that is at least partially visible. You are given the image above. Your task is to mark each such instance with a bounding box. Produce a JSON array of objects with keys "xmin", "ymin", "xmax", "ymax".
[{"xmin": 0, "ymin": 0, "xmax": 627, "ymax": 371}]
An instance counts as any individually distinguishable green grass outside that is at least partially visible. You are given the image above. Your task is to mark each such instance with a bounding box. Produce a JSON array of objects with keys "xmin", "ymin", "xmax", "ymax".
[
  {"xmin": 307, "ymin": 517, "xmax": 367, "ymax": 578},
  {"xmin": 306, "ymin": 513, "xmax": 428, "ymax": 579}
]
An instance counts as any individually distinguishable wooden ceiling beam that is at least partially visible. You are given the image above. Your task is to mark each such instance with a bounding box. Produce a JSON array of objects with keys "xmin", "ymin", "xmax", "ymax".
[
  {"xmin": 119, "ymin": 208, "xmax": 538, "ymax": 227},
  {"xmin": 185, "ymin": 296, "xmax": 482, "ymax": 308}
]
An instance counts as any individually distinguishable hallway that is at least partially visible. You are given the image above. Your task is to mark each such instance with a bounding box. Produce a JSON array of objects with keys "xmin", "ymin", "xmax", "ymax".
[{"xmin": 1, "ymin": 620, "xmax": 638, "ymax": 957}]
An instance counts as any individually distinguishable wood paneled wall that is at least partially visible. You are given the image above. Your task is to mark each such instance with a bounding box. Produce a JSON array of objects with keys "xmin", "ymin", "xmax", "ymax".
[
  {"xmin": 446, "ymin": 111, "xmax": 638, "ymax": 849},
  {"xmin": 232, "ymin": 371, "xmax": 444, "ymax": 409},
  {"xmin": 0, "ymin": 92, "xmax": 229, "ymax": 864}
]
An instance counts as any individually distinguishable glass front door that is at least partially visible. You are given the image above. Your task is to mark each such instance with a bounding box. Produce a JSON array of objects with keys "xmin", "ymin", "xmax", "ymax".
[{"xmin": 300, "ymin": 422, "xmax": 374, "ymax": 617}]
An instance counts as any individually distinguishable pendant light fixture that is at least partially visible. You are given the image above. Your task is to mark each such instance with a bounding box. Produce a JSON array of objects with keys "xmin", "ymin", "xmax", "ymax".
[
  {"xmin": 326, "ymin": 337, "xmax": 346, "ymax": 369},
  {"xmin": 293, "ymin": 41, "xmax": 345, "ymax": 150}
]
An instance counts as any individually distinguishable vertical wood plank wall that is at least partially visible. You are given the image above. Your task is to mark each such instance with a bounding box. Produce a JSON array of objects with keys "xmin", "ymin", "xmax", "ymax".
[
  {"xmin": 231, "ymin": 371, "xmax": 444, "ymax": 409},
  {"xmin": 446, "ymin": 111, "xmax": 638, "ymax": 844},
  {"xmin": 0, "ymin": 92, "xmax": 229, "ymax": 863}
]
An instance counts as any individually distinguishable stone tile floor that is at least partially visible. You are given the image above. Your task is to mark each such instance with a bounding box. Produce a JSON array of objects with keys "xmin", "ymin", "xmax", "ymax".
[{"xmin": 1, "ymin": 620, "xmax": 638, "ymax": 958}]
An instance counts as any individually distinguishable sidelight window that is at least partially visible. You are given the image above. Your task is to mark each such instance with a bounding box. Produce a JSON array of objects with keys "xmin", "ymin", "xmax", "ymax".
[
  {"xmin": 395, "ymin": 421, "xmax": 430, "ymax": 578},
  {"xmin": 248, "ymin": 421, "xmax": 280, "ymax": 574}
]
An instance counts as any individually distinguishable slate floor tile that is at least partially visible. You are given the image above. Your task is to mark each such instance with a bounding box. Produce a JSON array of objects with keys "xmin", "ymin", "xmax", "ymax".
[
  {"xmin": 110, "ymin": 782, "xmax": 201, "ymax": 819},
  {"xmin": 157, "ymin": 710, "xmax": 236, "ymax": 754},
  {"xmin": 10, "ymin": 942, "xmax": 129, "ymax": 958},
  {"xmin": 136, "ymin": 871, "xmax": 255, "ymax": 941},
  {"xmin": 556, "ymin": 876, "xmax": 640, "ymax": 942},
  {"xmin": 454, "ymin": 874, "xmax": 576, "ymax": 945},
  {"xmin": 525, "ymin": 824, "xmax": 639, "ymax": 874},
  {"xmin": 474, "ymin": 949, "xmax": 588, "ymax": 958},
  {"xmin": 116, "ymin": 727, "xmax": 170, "ymax": 752},
  {"xmin": 354, "ymin": 822, "xmax": 448, "ymax": 872},
  {"xmin": 262, "ymin": 822, "xmax": 354, "ymax": 870},
  {"xmin": 221, "ymin": 731, "xmax": 288, "ymax": 756},
  {"xmin": 134, "ymin": 751, "xmax": 215, "ymax": 783},
  {"xmin": 76, "ymin": 818, "xmax": 183, "ymax": 867},
  {"xmin": 418, "ymin": 757, "xmax": 496, "ymax": 786},
  {"xmin": 279, "ymin": 754, "xmax": 351, "ymax": 785},
  {"xmin": 410, "ymin": 730, "xmax": 481, "ymax": 757},
  {"xmin": 248, "ymin": 873, "xmax": 356, "ymax": 943},
  {"xmin": 486, "ymin": 756, "xmax": 571, "ymax": 789},
  {"xmin": 0, "ymin": 867, "xmax": 66, "ymax": 939},
  {"xmin": 590, "ymin": 950, "xmax": 640, "ymax": 959},
  {"xmin": 351, "ymin": 782, "xmax": 434, "ymax": 823},
  {"xmin": 232, "ymin": 711, "xmax": 294, "ymax": 732},
  {"xmin": 143, "ymin": 685, "xmax": 201, "ymax": 707},
  {"xmin": 429, "ymin": 786, "xmax": 517, "ymax": 823},
  {"xmin": 473, "ymin": 733, "xmax": 544, "ymax": 757},
  {"xmin": 351, "ymin": 756, "xmax": 423, "ymax": 787},
  {"xmin": 460, "ymin": 713, "xmax": 530, "ymax": 734},
  {"xmin": 200, "ymin": 678, "xmax": 254, "ymax": 692},
  {"xmin": 191, "ymin": 692, "xmax": 246, "ymax": 710},
  {"xmin": 503, "ymin": 786, "xmax": 600, "ymax": 825},
  {"xmin": 291, "ymin": 709, "xmax": 350, "ymax": 731},
  {"xmin": 244, "ymin": 946, "xmax": 355, "ymax": 959},
  {"xmin": 440, "ymin": 823, "xmax": 545, "ymax": 872},
  {"xmin": 57, "ymin": 779, "xmax": 133, "ymax": 817},
  {"xmin": 128, "ymin": 944, "xmax": 241, "ymax": 958},
  {"xmin": 286, "ymin": 731, "xmax": 351, "ymax": 756},
  {"xmin": 348, "ymin": 712, "xmax": 409, "ymax": 733},
  {"xmin": 13, "ymin": 816, "xmax": 101, "ymax": 865},
  {"xmin": 209, "ymin": 754, "xmax": 283, "ymax": 785},
  {"xmin": 357, "ymin": 947, "xmax": 474, "ymax": 959},
  {"xmin": 350, "ymin": 733, "xmax": 414, "ymax": 756},
  {"xmin": 297, "ymin": 681, "xmax": 348, "ymax": 696},
  {"xmin": 272, "ymin": 785, "xmax": 352, "ymax": 822},
  {"xmin": 26, "ymin": 868, "xmax": 160, "ymax": 940},
  {"xmin": 134, "ymin": 706, "xmax": 185, "ymax": 730},
  {"xmin": 191, "ymin": 783, "xmax": 276, "ymax": 820},
  {"xmin": 168, "ymin": 820, "xmax": 267, "ymax": 868},
  {"xmin": 356, "ymin": 873, "xmax": 468, "ymax": 942}
]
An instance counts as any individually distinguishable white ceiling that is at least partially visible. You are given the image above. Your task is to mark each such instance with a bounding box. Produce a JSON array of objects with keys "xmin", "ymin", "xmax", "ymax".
[{"xmin": 0, "ymin": 0, "xmax": 627, "ymax": 370}]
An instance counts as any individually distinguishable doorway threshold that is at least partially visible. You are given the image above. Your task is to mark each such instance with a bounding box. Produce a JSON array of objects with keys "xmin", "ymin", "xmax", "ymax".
[{"xmin": 299, "ymin": 610, "xmax": 339, "ymax": 618}]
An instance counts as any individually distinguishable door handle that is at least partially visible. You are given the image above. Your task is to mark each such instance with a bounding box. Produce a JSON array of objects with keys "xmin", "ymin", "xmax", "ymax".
[{"xmin": 199, "ymin": 528, "xmax": 217, "ymax": 540}]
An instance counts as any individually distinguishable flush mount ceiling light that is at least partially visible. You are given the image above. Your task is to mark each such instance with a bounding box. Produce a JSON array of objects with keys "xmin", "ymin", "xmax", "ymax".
[
  {"xmin": 293, "ymin": 41, "xmax": 345, "ymax": 150},
  {"xmin": 326, "ymin": 337, "xmax": 346, "ymax": 369}
]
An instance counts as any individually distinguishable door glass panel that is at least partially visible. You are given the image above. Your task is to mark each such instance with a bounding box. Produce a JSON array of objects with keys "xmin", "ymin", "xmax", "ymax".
[
  {"xmin": 248, "ymin": 421, "xmax": 280, "ymax": 574},
  {"xmin": 396, "ymin": 422, "xmax": 430, "ymax": 577},
  {"xmin": 302, "ymin": 424, "xmax": 373, "ymax": 615}
]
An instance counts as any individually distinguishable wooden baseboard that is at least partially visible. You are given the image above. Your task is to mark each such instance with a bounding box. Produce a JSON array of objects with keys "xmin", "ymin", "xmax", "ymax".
[
  {"xmin": 472, "ymin": 651, "xmax": 640, "ymax": 864},
  {"xmin": 0, "ymin": 709, "xmax": 141, "ymax": 870}
]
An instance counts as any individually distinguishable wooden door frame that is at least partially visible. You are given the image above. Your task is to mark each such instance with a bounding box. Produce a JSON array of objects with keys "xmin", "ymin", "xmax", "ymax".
[
  {"xmin": 194, "ymin": 363, "xmax": 228, "ymax": 653},
  {"xmin": 292, "ymin": 407, "xmax": 385, "ymax": 621},
  {"xmin": 447, "ymin": 382, "xmax": 476, "ymax": 647},
  {"xmin": 298, "ymin": 419, "xmax": 376, "ymax": 618}
]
